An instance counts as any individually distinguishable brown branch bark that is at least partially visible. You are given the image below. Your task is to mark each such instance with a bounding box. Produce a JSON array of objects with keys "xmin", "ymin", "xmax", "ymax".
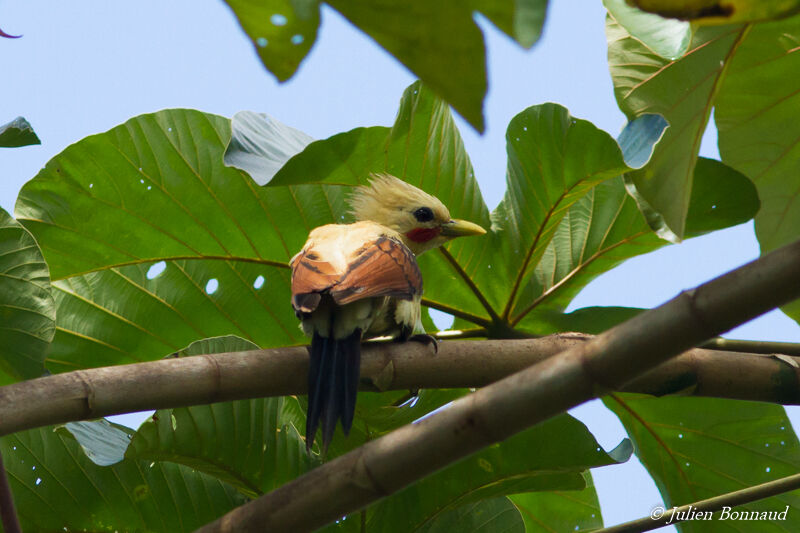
[
  {"xmin": 1, "ymin": 335, "xmax": 800, "ymax": 437},
  {"xmin": 192, "ymin": 238, "xmax": 800, "ymax": 532},
  {"xmin": 2, "ymin": 332, "xmax": 800, "ymax": 438}
]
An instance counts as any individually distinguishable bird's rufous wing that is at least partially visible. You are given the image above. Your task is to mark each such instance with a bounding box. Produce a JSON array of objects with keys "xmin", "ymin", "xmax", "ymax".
[
  {"xmin": 331, "ymin": 236, "xmax": 422, "ymax": 305},
  {"xmin": 290, "ymin": 250, "xmax": 340, "ymax": 313}
]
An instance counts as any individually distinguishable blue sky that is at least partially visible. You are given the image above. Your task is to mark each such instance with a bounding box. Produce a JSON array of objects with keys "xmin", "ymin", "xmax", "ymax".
[{"xmin": 4, "ymin": 0, "xmax": 799, "ymax": 529}]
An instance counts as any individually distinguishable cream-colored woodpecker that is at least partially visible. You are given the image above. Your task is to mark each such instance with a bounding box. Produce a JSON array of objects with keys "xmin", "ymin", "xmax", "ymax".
[{"xmin": 290, "ymin": 174, "xmax": 486, "ymax": 450}]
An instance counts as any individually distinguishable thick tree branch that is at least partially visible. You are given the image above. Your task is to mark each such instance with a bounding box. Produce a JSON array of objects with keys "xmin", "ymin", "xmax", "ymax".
[
  {"xmin": 193, "ymin": 238, "xmax": 800, "ymax": 532},
  {"xmin": 1, "ymin": 335, "xmax": 800, "ymax": 437},
  {"xmin": 2, "ymin": 333, "xmax": 800, "ymax": 438},
  {"xmin": 597, "ymin": 472, "xmax": 800, "ymax": 533}
]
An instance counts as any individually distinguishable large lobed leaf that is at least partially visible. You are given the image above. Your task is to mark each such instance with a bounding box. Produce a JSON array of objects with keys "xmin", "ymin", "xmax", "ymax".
[
  {"xmin": 0, "ymin": 424, "xmax": 246, "ymax": 532},
  {"xmin": 222, "ymin": 0, "xmax": 548, "ymax": 131},
  {"xmin": 126, "ymin": 336, "xmax": 316, "ymax": 498},
  {"xmin": 607, "ymin": 7, "xmax": 800, "ymax": 324},
  {"xmin": 0, "ymin": 207, "xmax": 55, "ymax": 385},
  {"xmin": 268, "ymin": 83, "xmax": 755, "ymax": 338},
  {"xmin": 606, "ymin": 394, "xmax": 800, "ymax": 532},
  {"xmin": 15, "ymin": 109, "xmax": 349, "ymax": 280}
]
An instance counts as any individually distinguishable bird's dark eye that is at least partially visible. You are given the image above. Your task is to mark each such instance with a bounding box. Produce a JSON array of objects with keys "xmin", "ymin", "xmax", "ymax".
[{"xmin": 413, "ymin": 207, "xmax": 434, "ymax": 222}]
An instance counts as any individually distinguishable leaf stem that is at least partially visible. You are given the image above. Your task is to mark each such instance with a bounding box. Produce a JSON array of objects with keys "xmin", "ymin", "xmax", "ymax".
[
  {"xmin": 437, "ymin": 247, "xmax": 501, "ymax": 324},
  {"xmin": 595, "ymin": 472, "xmax": 800, "ymax": 533}
]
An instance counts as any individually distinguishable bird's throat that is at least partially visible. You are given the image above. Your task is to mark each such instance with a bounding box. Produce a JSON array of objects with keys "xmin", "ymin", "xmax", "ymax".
[{"xmin": 405, "ymin": 227, "xmax": 442, "ymax": 243}]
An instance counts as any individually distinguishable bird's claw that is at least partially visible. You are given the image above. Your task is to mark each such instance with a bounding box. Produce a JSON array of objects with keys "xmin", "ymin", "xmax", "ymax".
[{"xmin": 408, "ymin": 333, "xmax": 439, "ymax": 354}]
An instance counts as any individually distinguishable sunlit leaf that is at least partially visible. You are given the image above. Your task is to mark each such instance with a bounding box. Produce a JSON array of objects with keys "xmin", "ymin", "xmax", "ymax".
[
  {"xmin": 604, "ymin": 0, "xmax": 692, "ymax": 59},
  {"xmin": 47, "ymin": 260, "xmax": 302, "ymax": 373},
  {"xmin": 713, "ymin": 14, "xmax": 800, "ymax": 326},
  {"xmin": 607, "ymin": 15, "xmax": 743, "ymax": 239},
  {"xmin": 15, "ymin": 109, "xmax": 348, "ymax": 281},
  {"xmin": 223, "ymin": 111, "xmax": 313, "ymax": 185},
  {"xmin": 62, "ymin": 418, "xmax": 132, "ymax": 466},
  {"xmin": 512, "ymin": 157, "xmax": 758, "ymax": 334},
  {"xmin": 0, "ymin": 207, "xmax": 55, "ymax": 385},
  {"xmin": 0, "ymin": 116, "xmax": 40, "ymax": 148},
  {"xmin": 1, "ymin": 425, "xmax": 246, "ymax": 532},
  {"xmin": 126, "ymin": 334, "xmax": 317, "ymax": 498},
  {"xmin": 605, "ymin": 394, "xmax": 800, "ymax": 532}
]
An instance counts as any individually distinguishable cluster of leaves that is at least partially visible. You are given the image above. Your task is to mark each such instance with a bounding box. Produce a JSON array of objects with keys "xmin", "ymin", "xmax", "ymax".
[{"xmin": 1, "ymin": 1, "xmax": 800, "ymax": 531}]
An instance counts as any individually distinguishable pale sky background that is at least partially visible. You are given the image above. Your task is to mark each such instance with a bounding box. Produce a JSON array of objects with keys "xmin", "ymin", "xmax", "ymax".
[{"xmin": 3, "ymin": 1, "xmax": 800, "ymax": 530}]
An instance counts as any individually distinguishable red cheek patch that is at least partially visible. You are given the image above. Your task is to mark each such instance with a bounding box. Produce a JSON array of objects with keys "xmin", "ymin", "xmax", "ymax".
[{"xmin": 406, "ymin": 227, "xmax": 442, "ymax": 243}]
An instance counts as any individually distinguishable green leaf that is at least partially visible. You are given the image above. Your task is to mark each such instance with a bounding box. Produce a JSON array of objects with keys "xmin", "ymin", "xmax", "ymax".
[
  {"xmin": 223, "ymin": 111, "xmax": 314, "ymax": 185},
  {"xmin": 607, "ymin": 15, "xmax": 743, "ymax": 240},
  {"xmin": 0, "ymin": 116, "xmax": 41, "ymax": 148},
  {"xmin": 273, "ymin": 81, "xmax": 495, "ymax": 324},
  {"xmin": 604, "ymin": 0, "xmax": 692, "ymax": 60},
  {"xmin": 1, "ymin": 425, "xmax": 246, "ymax": 532},
  {"xmin": 0, "ymin": 207, "xmax": 55, "ymax": 385},
  {"xmin": 126, "ymin": 335, "xmax": 317, "ymax": 498},
  {"xmin": 471, "ymin": 0, "xmax": 548, "ymax": 48},
  {"xmin": 359, "ymin": 415, "xmax": 630, "ymax": 531},
  {"xmin": 472, "ymin": 107, "xmax": 665, "ymax": 324},
  {"xmin": 714, "ymin": 14, "xmax": 800, "ymax": 318},
  {"xmin": 272, "ymin": 93, "xmax": 667, "ymax": 331},
  {"xmin": 685, "ymin": 157, "xmax": 760, "ymax": 235},
  {"xmin": 418, "ymin": 497, "xmax": 525, "ymax": 533},
  {"xmin": 511, "ymin": 157, "xmax": 758, "ymax": 334},
  {"xmin": 605, "ymin": 394, "xmax": 800, "ymax": 532},
  {"xmin": 628, "ymin": 0, "xmax": 800, "ymax": 25},
  {"xmin": 327, "ymin": 0, "xmax": 487, "ymax": 131},
  {"xmin": 510, "ymin": 472, "xmax": 604, "ymax": 532},
  {"xmin": 223, "ymin": 0, "xmax": 320, "ymax": 81},
  {"xmin": 61, "ymin": 419, "xmax": 132, "ymax": 466},
  {"xmin": 224, "ymin": 1, "xmax": 549, "ymax": 132},
  {"xmin": 15, "ymin": 108, "xmax": 349, "ymax": 281},
  {"xmin": 47, "ymin": 260, "xmax": 302, "ymax": 373}
]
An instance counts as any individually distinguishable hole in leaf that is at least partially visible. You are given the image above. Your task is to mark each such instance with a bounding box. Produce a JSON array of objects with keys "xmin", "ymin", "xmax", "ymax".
[
  {"xmin": 253, "ymin": 275, "xmax": 265, "ymax": 289},
  {"xmin": 146, "ymin": 261, "xmax": 166, "ymax": 280},
  {"xmin": 205, "ymin": 279, "xmax": 219, "ymax": 294},
  {"xmin": 429, "ymin": 309, "xmax": 454, "ymax": 330}
]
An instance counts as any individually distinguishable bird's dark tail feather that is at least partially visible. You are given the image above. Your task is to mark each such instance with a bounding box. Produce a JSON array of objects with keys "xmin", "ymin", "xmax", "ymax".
[{"xmin": 306, "ymin": 327, "xmax": 362, "ymax": 452}]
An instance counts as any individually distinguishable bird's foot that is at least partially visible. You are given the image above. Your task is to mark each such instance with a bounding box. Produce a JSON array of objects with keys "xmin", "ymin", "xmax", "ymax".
[{"xmin": 407, "ymin": 333, "xmax": 439, "ymax": 354}]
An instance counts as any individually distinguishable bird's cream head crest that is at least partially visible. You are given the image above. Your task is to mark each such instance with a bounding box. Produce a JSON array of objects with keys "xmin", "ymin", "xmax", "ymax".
[
  {"xmin": 349, "ymin": 174, "xmax": 450, "ymax": 230},
  {"xmin": 348, "ymin": 173, "xmax": 485, "ymax": 255}
]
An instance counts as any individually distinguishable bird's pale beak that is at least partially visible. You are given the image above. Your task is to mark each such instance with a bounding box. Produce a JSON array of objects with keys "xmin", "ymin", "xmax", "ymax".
[{"xmin": 440, "ymin": 219, "xmax": 486, "ymax": 237}]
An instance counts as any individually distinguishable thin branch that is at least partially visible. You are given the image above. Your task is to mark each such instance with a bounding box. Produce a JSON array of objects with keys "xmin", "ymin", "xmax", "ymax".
[
  {"xmin": 0, "ymin": 450, "xmax": 22, "ymax": 533},
  {"xmin": 421, "ymin": 298, "xmax": 492, "ymax": 327},
  {"xmin": 596, "ymin": 472, "xmax": 800, "ymax": 533},
  {"xmin": 700, "ymin": 337, "xmax": 800, "ymax": 356},
  {"xmin": 194, "ymin": 237, "xmax": 800, "ymax": 532},
  {"xmin": 2, "ymin": 334, "xmax": 800, "ymax": 438}
]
